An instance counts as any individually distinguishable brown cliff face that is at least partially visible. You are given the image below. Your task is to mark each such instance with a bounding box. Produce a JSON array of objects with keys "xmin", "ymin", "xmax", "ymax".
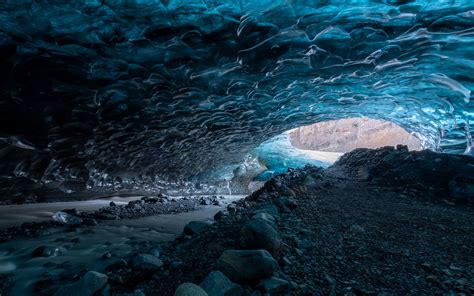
[{"xmin": 289, "ymin": 117, "xmax": 422, "ymax": 153}]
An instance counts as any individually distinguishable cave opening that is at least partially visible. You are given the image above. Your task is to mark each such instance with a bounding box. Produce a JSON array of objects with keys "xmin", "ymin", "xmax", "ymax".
[{"xmin": 244, "ymin": 116, "xmax": 425, "ymax": 186}]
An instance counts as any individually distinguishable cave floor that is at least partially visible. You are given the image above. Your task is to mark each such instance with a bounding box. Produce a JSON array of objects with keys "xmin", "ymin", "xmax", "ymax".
[{"xmin": 128, "ymin": 160, "xmax": 474, "ymax": 295}]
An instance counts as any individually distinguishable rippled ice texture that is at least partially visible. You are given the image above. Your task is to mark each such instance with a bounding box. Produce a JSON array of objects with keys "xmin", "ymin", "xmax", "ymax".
[{"xmin": 0, "ymin": 0, "xmax": 473, "ymax": 196}]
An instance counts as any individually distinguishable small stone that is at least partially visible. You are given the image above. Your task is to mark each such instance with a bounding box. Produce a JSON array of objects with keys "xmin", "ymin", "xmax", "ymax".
[
  {"xmin": 214, "ymin": 211, "xmax": 225, "ymax": 220},
  {"xmin": 149, "ymin": 247, "xmax": 161, "ymax": 258},
  {"xmin": 349, "ymin": 224, "xmax": 365, "ymax": 234},
  {"xmin": 227, "ymin": 204, "xmax": 238, "ymax": 214},
  {"xmin": 171, "ymin": 261, "xmax": 183, "ymax": 269},
  {"xmin": 52, "ymin": 211, "xmax": 82, "ymax": 225},
  {"xmin": 258, "ymin": 277, "xmax": 290, "ymax": 294},
  {"xmin": 216, "ymin": 249, "xmax": 280, "ymax": 284},
  {"xmin": 102, "ymin": 252, "xmax": 112, "ymax": 259},
  {"xmin": 132, "ymin": 254, "xmax": 163, "ymax": 270},
  {"xmin": 200, "ymin": 199, "xmax": 211, "ymax": 205},
  {"xmin": 200, "ymin": 271, "xmax": 243, "ymax": 296},
  {"xmin": 183, "ymin": 221, "xmax": 212, "ymax": 236},
  {"xmin": 420, "ymin": 262, "xmax": 432, "ymax": 272},
  {"xmin": 32, "ymin": 246, "xmax": 66, "ymax": 257},
  {"xmin": 109, "ymin": 201, "xmax": 117, "ymax": 207},
  {"xmin": 54, "ymin": 271, "xmax": 108, "ymax": 296},
  {"xmin": 174, "ymin": 282, "xmax": 208, "ymax": 296},
  {"xmin": 449, "ymin": 264, "xmax": 462, "ymax": 272},
  {"xmin": 426, "ymin": 275, "xmax": 439, "ymax": 284},
  {"xmin": 454, "ymin": 278, "xmax": 468, "ymax": 289}
]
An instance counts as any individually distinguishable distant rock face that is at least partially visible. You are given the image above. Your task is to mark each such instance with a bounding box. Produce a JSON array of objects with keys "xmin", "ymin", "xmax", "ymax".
[{"xmin": 289, "ymin": 117, "xmax": 422, "ymax": 153}]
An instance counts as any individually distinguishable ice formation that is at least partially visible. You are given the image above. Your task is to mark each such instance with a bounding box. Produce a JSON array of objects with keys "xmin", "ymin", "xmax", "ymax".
[{"xmin": 0, "ymin": 0, "xmax": 473, "ymax": 197}]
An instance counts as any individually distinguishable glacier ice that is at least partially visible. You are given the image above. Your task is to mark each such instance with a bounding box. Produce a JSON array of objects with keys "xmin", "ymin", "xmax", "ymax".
[{"xmin": 0, "ymin": 0, "xmax": 473, "ymax": 198}]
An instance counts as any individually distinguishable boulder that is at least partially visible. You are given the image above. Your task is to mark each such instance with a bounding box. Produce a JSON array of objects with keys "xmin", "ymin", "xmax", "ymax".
[
  {"xmin": 174, "ymin": 282, "xmax": 208, "ymax": 296},
  {"xmin": 132, "ymin": 254, "xmax": 163, "ymax": 270},
  {"xmin": 54, "ymin": 271, "xmax": 108, "ymax": 296},
  {"xmin": 241, "ymin": 219, "xmax": 282, "ymax": 257},
  {"xmin": 183, "ymin": 221, "xmax": 212, "ymax": 235},
  {"xmin": 200, "ymin": 271, "xmax": 243, "ymax": 296},
  {"xmin": 52, "ymin": 211, "xmax": 82, "ymax": 225},
  {"xmin": 257, "ymin": 277, "xmax": 290, "ymax": 294},
  {"xmin": 216, "ymin": 250, "xmax": 280, "ymax": 284}
]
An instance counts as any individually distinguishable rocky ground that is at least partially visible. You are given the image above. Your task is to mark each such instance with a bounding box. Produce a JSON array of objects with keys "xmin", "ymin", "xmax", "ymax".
[
  {"xmin": 108, "ymin": 146, "xmax": 474, "ymax": 296},
  {"xmin": 1, "ymin": 146, "xmax": 474, "ymax": 295}
]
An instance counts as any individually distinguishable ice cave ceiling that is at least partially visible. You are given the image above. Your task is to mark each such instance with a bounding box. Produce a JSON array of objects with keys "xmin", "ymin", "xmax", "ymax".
[{"xmin": 0, "ymin": 0, "xmax": 473, "ymax": 198}]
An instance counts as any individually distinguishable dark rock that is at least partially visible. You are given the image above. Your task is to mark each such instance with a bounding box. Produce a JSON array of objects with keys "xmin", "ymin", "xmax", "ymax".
[
  {"xmin": 426, "ymin": 275, "xmax": 439, "ymax": 284},
  {"xmin": 420, "ymin": 262, "xmax": 432, "ymax": 272},
  {"xmin": 216, "ymin": 250, "xmax": 280, "ymax": 284},
  {"xmin": 200, "ymin": 271, "xmax": 243, "ymax": 296},
  {"xmin": 171, "ymin": 261, "xmax": 183, "ymax": 269},
  {"xmin": 201, "ymin": 199, "xmax": 211, "ymax": 205},
  {"xmin": 32, "ymin": 246, "xmax": 66, "ymax": 257},
  {"xmin": 257, "ymin": 277, "xmax": 290, "ymax": 294},
  {"xmin": 174, "ymin": 282, "xmax": 208, "ymax": 296},
  {"xmin": 149, "ymin": 247, "xmax": 161, "ymax": 258},
  {"xmin": 241, "ymin": 219, "xmax": 282, "ymax": 257},
  {"xmin": 214, "ymin": 211, "xmax": 226, "ymax": 220},
  {"xmin": 132, "ymin": 254, "xmax": 163, "ymax": 270},
  {"xmin": 183, "ymin": 221, "xmax": 212, "ymax": 236},
  {"xmin": 53, "ymin": 271, "xmax": 108, "ymax": 296},
  {"xmin": 102, "ymin": 252, "xmax": 112, "ymax": 259}
]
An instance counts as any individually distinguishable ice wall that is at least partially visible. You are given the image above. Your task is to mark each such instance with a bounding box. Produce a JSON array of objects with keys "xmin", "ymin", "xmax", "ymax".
[{"xmin": 0, "ymin": 0, "xmax": 472, "ymax": 198}]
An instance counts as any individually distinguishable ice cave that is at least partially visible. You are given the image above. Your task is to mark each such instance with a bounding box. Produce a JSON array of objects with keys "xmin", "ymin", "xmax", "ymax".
[{"xmin": 0, "ymin": 0, "xmax": 473, "ymax": 295}]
